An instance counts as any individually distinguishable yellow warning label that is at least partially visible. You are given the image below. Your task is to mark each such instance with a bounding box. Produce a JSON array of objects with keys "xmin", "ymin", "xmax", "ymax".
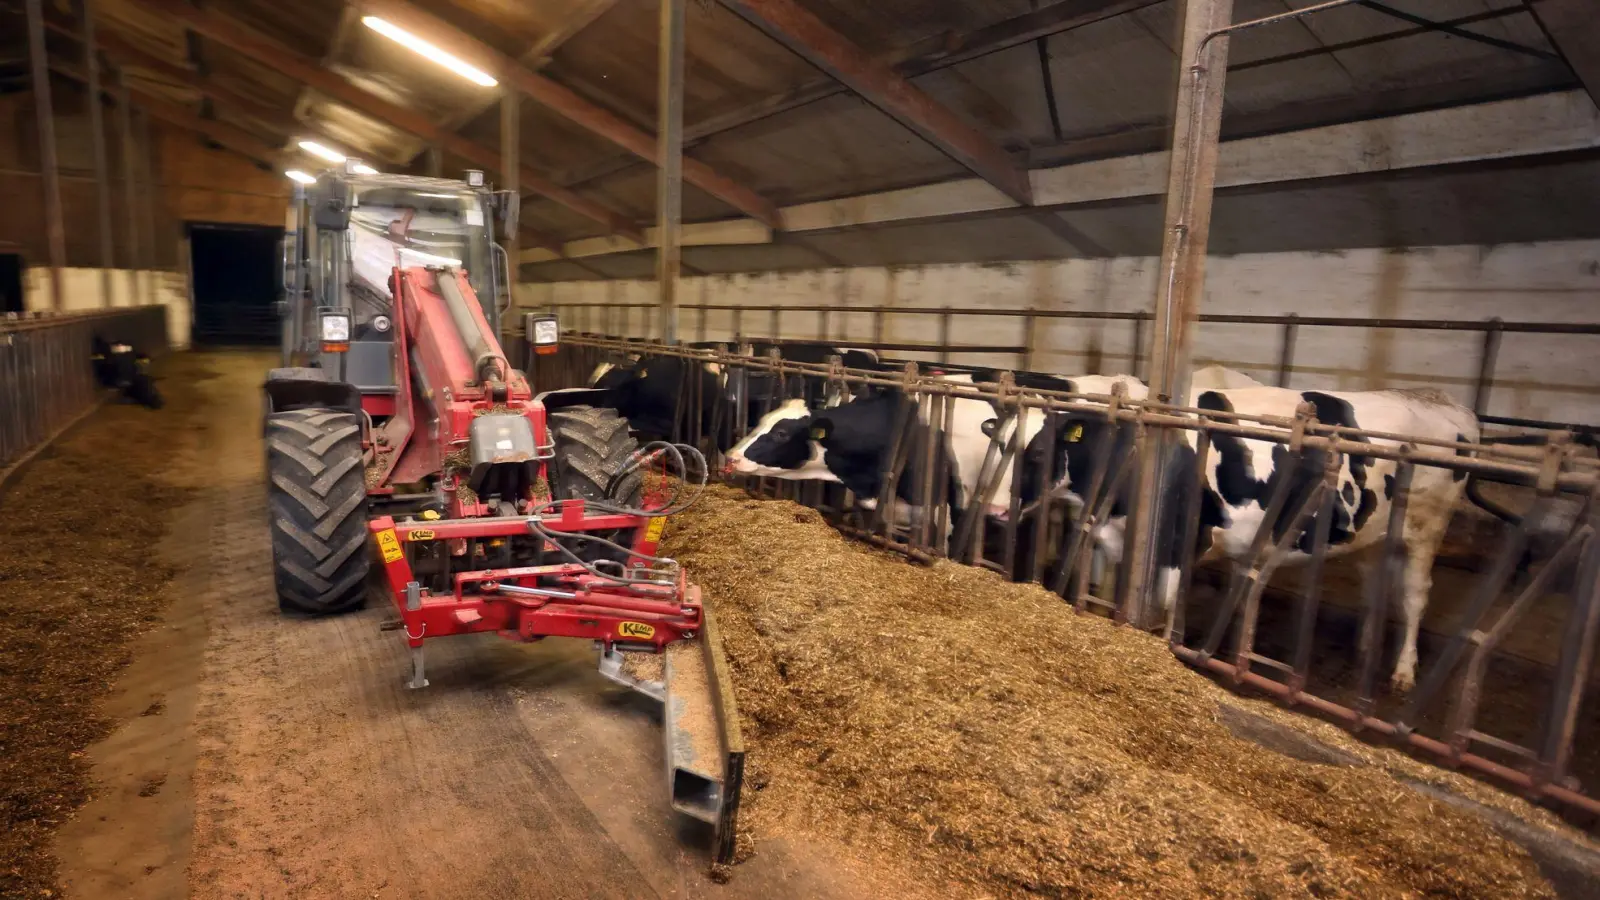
[
  {"xmin": 376, "ymin": 528, "xmax": 404, "ymax": 563},
  {"xmin": 619, "ymin": 621, "xmax": 656, "ymax": 640},
  {"xmin": 644, "ymin": 517, "xmax": 667, "ymax": 542},
  {"xmin": 407, "ymin": 528, "xmax": 436, "ymax": 542}
]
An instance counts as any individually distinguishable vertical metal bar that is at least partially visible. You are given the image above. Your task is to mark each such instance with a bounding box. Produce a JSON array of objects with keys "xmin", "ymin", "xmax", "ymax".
[
  {"xmin": 1276, "ymin": 313, "xmax": 1298, "ymax": 387},
  {"xmin": 818, "ymin": 307, "xmax": 829, "ymax": 342},
  {"xmin": 1356, "ymin": 458, "xmax": 1413, "ymax": 717},
  {"xmin": 769, "ymin": 307, "xmax": 780, "ymax": 341},
  {"xmin": 1166, "ymin": 430, "xmax": 1210, "ymax": 641},
  {"xmin": 114, "ymin": 65, "xmax": 139, "ymax": 307},
  {"xmin": 938, "ymin": 310, "xmax": 952, "ymax": 364},
  {"xmin": 501, "ymin": 92, "xmax": 520, "ymax": 339},
  {"xmin": 78, "ymin": 0, "xmax": 115, "ymax": 307},
  {"xmin": 917, "ymin": 390, "xmax": 938, "ymax": 551},
  {"xmin": 872, "ymin": 307, "xmax": 885, "ymax": 346},
  {"xmin": 1125, "ymin": 0, "xmax": 1236, "ymax": 627},
  {"xmin": 1021, "ymin": 312, "xmax": 1036, "ymax": 371},
  {"xmin": 1003, "ymin": 405, "xmax": 1027, "ymax": 579},
  {"xmin": 26, "ymin": 0, "xmax": 66, "ymax": 312},
  {"xmin": 1130, "ymin": 316, "xmax": 1144, "ymax": 380},
  {"xmin": 732, "ymin": 306, "xmax": 743, "ymax": 342},
  {"xmin": 935, "ymin": 392, "xmax": 956, "ymax": 556},
  {"xmin": 698, "ymin": 304, "xmax": 708, "ymax": 342},
  {"xmin": 1030, "ymin": 411, "xmax": 1057, "ymax": 585},
  {"xmin": 1473, "ymin": 317, "xmax": 1504, "ymax": 416},
  {"xmin": 427, "ymin": 143, "xmax": 443, "ymax": 177},
  {"xmin": 1539, "ymin": 509, "xmax": 1600, "ymax": 784},
  {"xmin": 1288, "ymin": 463, "xmax": 1337, "ymax": 700},
  {"xmin": 655, "ymin": 0, "xmax": 685, "ymax": 345}
]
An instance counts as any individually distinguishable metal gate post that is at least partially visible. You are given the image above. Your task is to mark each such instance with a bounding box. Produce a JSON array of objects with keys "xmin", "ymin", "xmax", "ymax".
[{"xmin": 1123, "ymin": 0, "xmax": 1236, "ymax": 627}]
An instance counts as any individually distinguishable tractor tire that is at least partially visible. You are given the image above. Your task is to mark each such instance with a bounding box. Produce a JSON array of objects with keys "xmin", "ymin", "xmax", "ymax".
[
  {"xmin": 547, "ymin": 406, "xmax": 643, "ymax": 563},
  {"xmin": 265, "ymin": 408, "xmax": 370, "ymax": 615}
]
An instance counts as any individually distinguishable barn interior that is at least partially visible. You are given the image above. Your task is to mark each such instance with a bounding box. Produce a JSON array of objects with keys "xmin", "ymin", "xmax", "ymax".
[{"xmin": 3, "ymin": 1, "xmax": 1600, "ymax": 898}]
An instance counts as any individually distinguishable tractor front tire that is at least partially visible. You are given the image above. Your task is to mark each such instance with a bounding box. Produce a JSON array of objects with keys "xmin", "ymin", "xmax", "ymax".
[
  {"xmin": 547, "ymin": 406, "xmax": 643, "ymax": 562},
  {"xmin": 266, "ymin": 408, "xmax": 370, "ymax": 615}
]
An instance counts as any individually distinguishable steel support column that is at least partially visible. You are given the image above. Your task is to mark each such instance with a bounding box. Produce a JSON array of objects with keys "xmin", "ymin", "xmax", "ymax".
[
  {"xmin": 426, "ymin": 143, "xmax": 443, "ymax": 178},
  {"xmin": 1122, "ymin": 0, "xmax": 1236, "ymax": 625},
  {"xmin": 114, "ymin": 65, "xmax": 141, "ymax": 306},
  {"xmin": 76, "ymin": 0, "xmax": 115, "ymax": 307},
  {"xmin": 656, "ymin": 0, "xmax": 685, "ymax": 344},
  {"xmin": 26, "ymin": 0, "xmax": 67, "ymax": 312}
]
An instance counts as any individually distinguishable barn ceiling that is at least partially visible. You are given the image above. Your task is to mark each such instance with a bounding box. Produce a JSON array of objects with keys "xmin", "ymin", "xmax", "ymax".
[{"xmin": 3, "ymin": 0, "xmax": 1594, "ymax": 270}]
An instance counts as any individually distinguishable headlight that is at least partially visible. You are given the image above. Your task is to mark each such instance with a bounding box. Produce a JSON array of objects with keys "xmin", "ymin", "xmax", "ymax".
[
  {"xmin": 321, "ymin": 314, "xmax": 350, "ymax": 342},
  {"xmin": 371, "ymin": 314, "xmax": 392, "ymax": 333},
  {"xmin": 318, "ymin": 308, "xmax": 352, "ymax": 351},
  {"xmin": 525, "ymin": 312, "xmax": 559, "ymax": 355}
]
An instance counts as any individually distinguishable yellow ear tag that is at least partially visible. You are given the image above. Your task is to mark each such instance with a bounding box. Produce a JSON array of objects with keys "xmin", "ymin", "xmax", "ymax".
[
  {"xmin": 809, "ymin": 427, "xmax": 827, "ymax": 440},
  {"xmin": 1065, "ymin": 424, "xmax": 1084, "ymax": 443}
]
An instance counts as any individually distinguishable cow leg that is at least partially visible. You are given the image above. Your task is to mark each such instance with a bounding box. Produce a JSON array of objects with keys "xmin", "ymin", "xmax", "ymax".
[{"xmin": 1390, "ymin": 480, "xmax": 1457, "ymax": 691}]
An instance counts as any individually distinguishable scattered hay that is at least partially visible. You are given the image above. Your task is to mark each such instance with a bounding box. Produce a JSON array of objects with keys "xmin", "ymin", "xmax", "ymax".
[
  {"xmin": 0, "ymin": 357, "xmax": 202, "ymax": 898},
  {"xmin": 661, "ymin": 485, "xmax": 1572, "ymax": 899}
]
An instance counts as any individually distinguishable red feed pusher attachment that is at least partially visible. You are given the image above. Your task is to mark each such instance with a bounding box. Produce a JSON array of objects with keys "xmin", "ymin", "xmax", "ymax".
[{"xmin": 369, "ymin": 498, "xmax": 697, "ymax": 689}]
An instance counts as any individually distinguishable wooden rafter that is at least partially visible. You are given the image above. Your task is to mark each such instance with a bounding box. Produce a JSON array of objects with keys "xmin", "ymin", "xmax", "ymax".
[{"xmin": 127, "ymin": 0, "xmax": 641, "ymax": 240}]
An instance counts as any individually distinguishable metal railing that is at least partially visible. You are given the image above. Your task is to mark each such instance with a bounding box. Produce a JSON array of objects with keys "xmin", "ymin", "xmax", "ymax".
[
  {"xmin": 536, "ymin": 301, "xmax": 1600, "ymax": 435},
  {"xmin": 0, "ymin": 306, "xmax": 169, "ymax": 472},
  {"xmin": 532, "ymin": 334, "xmax": 1600, "ymax": 818}
]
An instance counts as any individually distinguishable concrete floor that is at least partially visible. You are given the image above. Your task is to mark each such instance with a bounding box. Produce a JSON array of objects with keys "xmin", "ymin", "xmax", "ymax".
[{"xmin": 51, "ymin": 352, "xmax": 902, "ymax": 900}]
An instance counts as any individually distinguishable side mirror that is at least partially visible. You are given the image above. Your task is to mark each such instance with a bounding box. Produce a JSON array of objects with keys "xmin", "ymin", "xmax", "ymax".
[
  {"xmin": 491, "ymin": 190, "xmax": 520, "ymax": 242},
  {"xmin": 311, "ymin": 179, "xmax": 350, "ymax": 231}
]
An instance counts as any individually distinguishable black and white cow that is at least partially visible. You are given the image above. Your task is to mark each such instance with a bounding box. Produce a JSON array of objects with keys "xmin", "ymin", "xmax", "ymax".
[
  {"xmin": 1020, "ymin": 385, "xmax": 1479, "ymax": 690},
  {"xmin": 726, "ymin": 370, "xmax": 1146, "ymax": 530},
  {"xmin": 590, "ymin": 341, "xmax": 883, "ymax": 451}
]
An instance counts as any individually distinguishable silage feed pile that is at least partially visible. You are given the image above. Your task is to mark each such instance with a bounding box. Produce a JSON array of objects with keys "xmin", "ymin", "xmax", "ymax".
[{"xmin": 659, "ymin": 484, "xmax": 1568, "ymax": 899}]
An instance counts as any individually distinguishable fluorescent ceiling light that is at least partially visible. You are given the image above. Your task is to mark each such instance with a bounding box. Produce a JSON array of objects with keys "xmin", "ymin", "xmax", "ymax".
[
  {"xmin": 298, "ymin": 140, "xmax": 346, "ymax": 163},
  {"xmin": 351, "ymin": 163, "xmax": 379, "ymax": 175},
  {"xmin": 362, "ymin": 16, "xmax": 497, "ymax": 87},
  {"xmin": 285, "ymin": 170, "xmax": 316, "ymax": 185}
]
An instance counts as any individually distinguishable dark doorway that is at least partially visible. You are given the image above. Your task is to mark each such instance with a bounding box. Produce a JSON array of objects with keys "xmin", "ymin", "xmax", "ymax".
[
  {"xmin": 188, "ymin": 222, "xmax": 283, "ymax": 346},
  {"xmin": 0, "ymin": 254, "xmax": 22, "ymax": 314}
]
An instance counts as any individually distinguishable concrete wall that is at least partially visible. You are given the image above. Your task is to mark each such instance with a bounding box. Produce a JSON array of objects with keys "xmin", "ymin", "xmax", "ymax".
[
  {"xmin": 24, "ymin": 267, "xmax": 192, "ymax": 349},
  {"xmin": 516, "ymin": 240, "xmax": 1600, "ymax": 428}
]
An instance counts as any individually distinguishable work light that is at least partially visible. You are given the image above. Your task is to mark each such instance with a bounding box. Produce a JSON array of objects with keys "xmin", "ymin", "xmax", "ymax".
[{"xmin": 525, "ymin": 312, "xmax": 559, "ymax": 355}]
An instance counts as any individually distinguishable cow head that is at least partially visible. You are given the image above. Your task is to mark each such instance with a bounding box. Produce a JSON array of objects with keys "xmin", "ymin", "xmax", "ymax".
[
  {"xmin": 727, "ymin": 399, "xmax": 827, "ymax": 477},
  {"xmin": 1019, "ymin": 411, "xmax": 1122, "ymax": 508}
]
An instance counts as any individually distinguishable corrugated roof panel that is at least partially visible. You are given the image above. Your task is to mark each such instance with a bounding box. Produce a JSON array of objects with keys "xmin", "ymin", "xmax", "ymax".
[
  {"xmin": 687, "ymin": 92, "xmax": 970, "ymax": 206},
  {"xmin": 796, "ymin": 0, "xmax": 1038, "ymax": 56},
  {"xmin": 577, "ymin": 165, "xmax": 740, "ymax": 222},
  {"xmin": 1042, "ymin": 11, "xmax": 1183, "ymax": 139},
  {"xmin": 546, "ymin": 1, "xmax": 822, "ymax": 135},
  {"xmin": 912, "ymin": 42, "xmax": 1055, "ymax": 151},
  {"xmin": 1296, "ymin": 0, "xmax": 1555, "ymax": 91}
]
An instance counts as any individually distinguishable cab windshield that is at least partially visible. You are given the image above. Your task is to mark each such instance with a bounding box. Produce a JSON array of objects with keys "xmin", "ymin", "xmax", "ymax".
[{"xmin": 346, "ymin": 185, "xmax": 493, "ymax": 304}]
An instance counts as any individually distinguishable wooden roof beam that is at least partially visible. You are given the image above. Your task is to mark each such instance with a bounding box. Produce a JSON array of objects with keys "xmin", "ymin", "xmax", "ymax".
[
  {"xmin": 1530, "ymin": 0, "xmax": 1600, "ymax": 110},
  {"xmin": 356, "ymin": 0, "xmax": 782, "ymax": 228},
  {"xmin": 126, "ymin": 0, "xmax": 642, "ymax": 240},
  {"xmin": 721, "ymin": 0, "xmax": 1034, "ymax": 204}
]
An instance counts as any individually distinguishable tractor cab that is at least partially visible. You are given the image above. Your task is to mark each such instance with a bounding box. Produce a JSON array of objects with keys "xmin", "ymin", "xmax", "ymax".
[{"xmin": 277, "ymin": 166, "xmax": 517, "ymax": 402}]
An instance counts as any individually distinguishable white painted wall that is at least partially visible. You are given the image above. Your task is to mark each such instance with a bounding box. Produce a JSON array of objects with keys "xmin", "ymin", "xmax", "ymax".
[
  {"xmin": 24, "ymin": 267, "xmax": 192, "ymax": 349},
  {"xmin": 516, "ymin": 240, "xmax": 1600, "ymax": 428}
]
